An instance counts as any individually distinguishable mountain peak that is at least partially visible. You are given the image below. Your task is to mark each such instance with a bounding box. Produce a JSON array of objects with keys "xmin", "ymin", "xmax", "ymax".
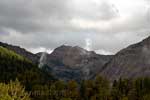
[
  {"xmin": 55, "ymin": 45, "xmax": 85, "ymax": 50},
  {"xmin": 49, "ymin": 45, "xmax": 106, "ymax": 67},
  {"xmin": 52, "ymin": 45, "xmax": 88, "ymax": 55},
  {"xmin": 47, "ymin": 44, "xmax": 113, "ymax": 80}
]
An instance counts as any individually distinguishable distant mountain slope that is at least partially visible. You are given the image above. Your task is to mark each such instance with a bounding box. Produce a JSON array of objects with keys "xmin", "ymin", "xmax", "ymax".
[
  {"xmin": 42, "ymin": 45, "xmax": 113, "ymax": 81},
  {"xmin": 0, "ymin": 42, "xmax": 39, "ymax": 64},
  {"xmin": 101, "ymin": 36, "xmax": 150, "ymax": 81}
]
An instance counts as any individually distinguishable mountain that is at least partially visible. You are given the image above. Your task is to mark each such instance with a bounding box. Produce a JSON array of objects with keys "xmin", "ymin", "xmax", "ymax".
[
  {"xmin": 0, "ymin": 42, "xmax": 39, "ymax": 64},
  {"xmin": 101, "ymin": 36, "xmax": 150, "ymax": 81},
  {"xmin": 1, "ymin": 35, "xmax": 150, "ymax": 82},
  {"xmin": 0, "ymin": 41, "xmax": 113, "ymax": 81},
  {"xmin": 40, "ymin": 45, "xmax": 113, "ymax": 81}
]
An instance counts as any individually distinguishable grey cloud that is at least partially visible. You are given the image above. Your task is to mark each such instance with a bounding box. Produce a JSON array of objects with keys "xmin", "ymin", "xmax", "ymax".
[
  {"xmin": 0, "ymin": 0, "xmax": 150, "ymax": 54},
  {"xmin": 0, "ymin": 0, "xmax": 73, "ymax": 33},
  {"xmin": 95, "ymin": 2, "xmax": 119, "ymax": 20},
  {"xmin": 0, "ymin": 0, "xmax": 118, "ymax": 34},
  {"xmin": 71, "ymin": 1, "xmax": 119, "ymax": 21}
]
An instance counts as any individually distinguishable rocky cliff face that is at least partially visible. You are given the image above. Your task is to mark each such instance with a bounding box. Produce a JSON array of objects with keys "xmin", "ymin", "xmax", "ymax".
[
  {"xmin": 43, "ymin": 45, "xmax": 113, "ymax": 81},
  {"xmin": 101, "ymin": 36, "xmax": 150, "ymax": 81}
]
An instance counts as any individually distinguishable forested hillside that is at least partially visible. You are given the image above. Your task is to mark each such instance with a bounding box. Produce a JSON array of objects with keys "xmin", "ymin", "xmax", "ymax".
[{"xmin": 0, "ymin": 46, "xmax": 55, "ymax": 99}]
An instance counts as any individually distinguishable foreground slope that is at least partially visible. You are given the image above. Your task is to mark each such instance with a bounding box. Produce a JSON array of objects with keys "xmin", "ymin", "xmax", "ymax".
[
  {"xmin": 101, "ymin": 36, "xmax": 150, "ymax": 81},
  {"xmin": 0, "ymin": 46, "xmax": 54, "ymax": 90}
]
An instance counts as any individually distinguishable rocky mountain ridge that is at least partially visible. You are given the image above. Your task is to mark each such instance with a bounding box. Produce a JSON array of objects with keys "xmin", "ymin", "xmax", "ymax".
[
  {"xmin": 1, "ymin": 36, "xmax": 150, "ymax": 81},
  {"xmin": 101, "ymin": 36, "xmax": 150, "ymax": 81},
  {"xmin": 38, "ymin": 45, "xmax": 113, "ymax": 81}
]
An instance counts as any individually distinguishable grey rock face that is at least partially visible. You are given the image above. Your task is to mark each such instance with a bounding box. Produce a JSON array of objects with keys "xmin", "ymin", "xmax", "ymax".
[
  {"xmin": 101, "ymin": 36, "xmax": 150, "ymax": 81},
  {"xmin": 44, "ymin": 45, "xmax": 113, "ymax": 81}
]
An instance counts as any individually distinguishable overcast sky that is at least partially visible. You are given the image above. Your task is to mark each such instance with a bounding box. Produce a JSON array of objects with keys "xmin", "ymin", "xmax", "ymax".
[{"xmin": 0, "ymin": 0, "xmax": 150, "ymax": 55}]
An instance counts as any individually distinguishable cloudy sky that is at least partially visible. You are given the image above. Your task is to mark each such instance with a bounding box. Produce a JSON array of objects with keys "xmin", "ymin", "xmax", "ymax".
[{"xmin": 0, "ymin": 0, "xmax": 150, "ymax": 55}]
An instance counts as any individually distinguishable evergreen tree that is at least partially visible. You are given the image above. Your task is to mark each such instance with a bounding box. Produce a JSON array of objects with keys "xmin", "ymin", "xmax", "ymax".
[{"xmin": 94, "ymin": 75, "xmax": 110, "ymax": 100}]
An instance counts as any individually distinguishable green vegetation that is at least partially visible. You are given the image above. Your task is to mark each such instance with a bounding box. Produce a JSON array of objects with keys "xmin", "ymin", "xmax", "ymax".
[
  {"xmin": 0, "ymin": 46, "xmax": 55, "ymax": 99},
  {"xmin": 28, "ymin": 76, "xmax": 150, "ymax": 100},
  {"xmin": 111, "ymin": 77, "xmax": 150, "ymax": 100},
  {"xmin": 0, "ymin": 46, "xmax": 29, "ymax": 62},
  {"xmin": 0, "ymin": 79, "xmax": 31, "ymax": 100},
  {"xmin": 1, "ymin": 46, "xmax": 150, "ymax": 100}
]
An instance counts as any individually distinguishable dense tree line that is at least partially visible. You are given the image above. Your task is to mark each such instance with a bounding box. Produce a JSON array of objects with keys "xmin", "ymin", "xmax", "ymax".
[
  {"xmin": 2, "ymin": 76, "xmax": 150, "ymax": 100},
  {"xmin": 1, "ymin": 46, "xmax": 150, "ymax": 100},
  {"xmin": 111, "ymin": 77, "xmax": 150, "ymax": 100},
  {"xmin": 30, "ymin": 77, "xmax": 150, "ymax": 100}
]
